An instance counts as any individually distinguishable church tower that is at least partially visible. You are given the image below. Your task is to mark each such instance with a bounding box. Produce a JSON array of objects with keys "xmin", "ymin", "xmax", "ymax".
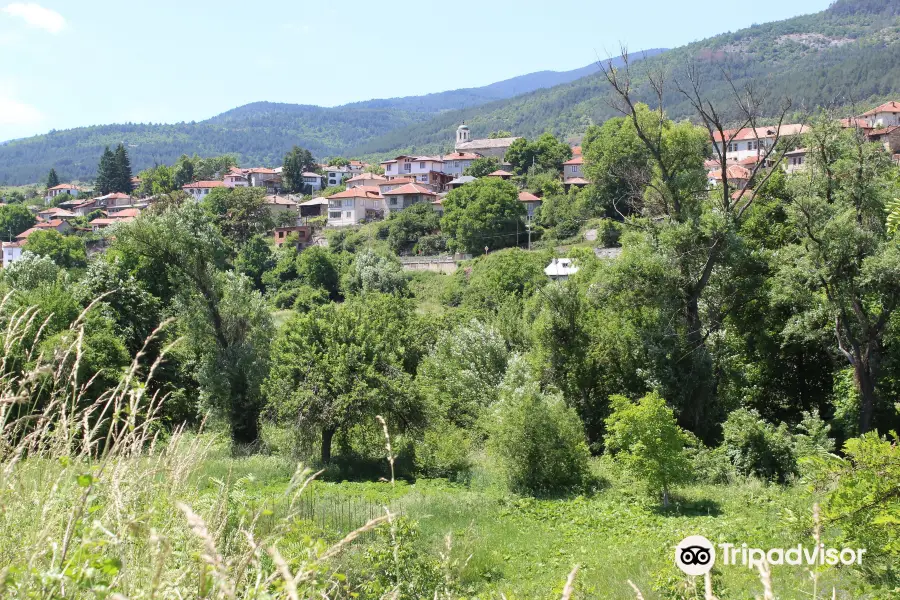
[{"xmin": 455, "ymin": 123, "xmax": 470, "ymax": 149}]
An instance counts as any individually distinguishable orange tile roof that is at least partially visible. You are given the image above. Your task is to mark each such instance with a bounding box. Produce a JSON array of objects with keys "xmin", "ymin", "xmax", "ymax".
[
  {"xmin": 378, "ymin": 177, "xmax": 415, "ymax": 187},
  {"xmin": 860, "ymin": 101, "xmax": 900, "ymax": 117},
  {"xmin": 47, "ymin": 184, "xmax": 78, "ymax": 191},
  {"xmin": 15, "ymin": 227, "xmax": 40, "ymax": 240},
  {"xmin": 712, "ymin": 124, "xmax": 807, "ymax": 143},
  {"xmin": 36, "ymin": 219, "xmax": 65, "ymax": 228},
  {"xmin": 518, "ymin": 191, "xmax": 541, "ymax": 202},
  {"xmin": 347, "ymin": 173, "xmax": 387, "ymax": 182},
  {"xmin": 110, "ymin": 208, "xmax": 141, "ymax": 218},
  {"xmin": 442, "ymin": 152, "xmax": 481, "ymax": 161},
  {"xmin": 246, "ymin": 167, "xmax": 277, "ymax": 174},
  {"xmin": 570, "ymin": 145, "xmax": 582, "ymax": 156},
  {"xmin": 183, "ymin": 181, "xmax": 226, "ymax": 189},
  {"xmin": 563, "ymin": 156, "xmax": 584, "ymax": 166},
  {"xmin": 487, "ymin": 170, "xmax": 513, "ymax": 177},
  {"xmin": 383, "ymin": 183, "xmax": 437, "ymax": 196},
  {"xmin": 326, "ymin": 186, "xmax": 382, "ymax": 199},
  {"xmin": 709, "ymin": 164, "xmax": 751, "ymax": 181}
]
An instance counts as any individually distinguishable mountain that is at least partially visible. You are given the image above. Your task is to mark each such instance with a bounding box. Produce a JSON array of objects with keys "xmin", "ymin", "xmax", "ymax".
[
  {"xmin": 0, "ymin": 53, "xmax": 664, "ymax": 186},
  {"xmin": 348, "ymin": 0, "xmax": 900, "ymax": 157}
]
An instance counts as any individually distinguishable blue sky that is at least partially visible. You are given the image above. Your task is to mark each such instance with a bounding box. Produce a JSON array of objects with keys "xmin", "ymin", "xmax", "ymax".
[{"xmin": 0, "ymin": 0, "xmax": 833, "ymax": 142}]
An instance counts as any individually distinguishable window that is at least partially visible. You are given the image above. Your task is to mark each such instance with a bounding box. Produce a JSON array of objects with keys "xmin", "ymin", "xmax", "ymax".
[
  {"xmin": 386, "ymin": 164, "xmax": 392, "ymax": 172},
  {"xmin": 389, "ymin": 197, "xmax": 397, "ymax": 206},
  {"xmin": 419, "ymin": 162, "xmax": 426, "ymax": 169},
  {"xmin": 278, "ymin": 231, "xmax": 285, "ymax": 239},
  {"xmin": 345, "ymin": 211, "xmax": 352, "ymax": 218},
  {"xmin": 343, "ymin": 199, "xmax": 353, "ymax": 208},
  {"xmin": 403, "ymin": 164, "xmax": 411, "ymax": 173},
  {"xmin": 329, "ymin": 211, "xmax": 341, "ymax": 219},
  {"xmin": 454, "ymin": 161, "xmax": 459, "ymax": 167},
  {"xmin": 570, "ymin": 166, "xmax": 578, "ymax": 173}
]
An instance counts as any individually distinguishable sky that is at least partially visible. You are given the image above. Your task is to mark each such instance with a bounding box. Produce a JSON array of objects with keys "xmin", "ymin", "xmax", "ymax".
[{"xmin": 0, "ymin": 0, "xmax": 834, "ymax": 142}]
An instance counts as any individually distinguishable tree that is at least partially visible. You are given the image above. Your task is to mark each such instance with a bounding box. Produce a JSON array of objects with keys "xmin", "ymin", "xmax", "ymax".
[
  {"xmin": 46, "ymin": 169, "xmax": 59, "ymax": 189},
  {"xmin": 4, "ymin": 252, "xmax": 60, "ymax": 290},
  {"xmin": 0, "ymin": 204, "xmax": 36, "ymax": 240},
  {"xmin": 282, "ymin": 146, "xmax": 317, "ymax": 193},
  {"xmin": 137, "ymin": 164, "xmax": 176, "ymax": 196},
  {"xmin": 364, "ymin": 164, "xmax": 385, "ymax": 175},
  {"xmin": 114, "ymin": 144, "xmax": 133, "ymax": 194},
  {"xmin": 265, "ymin": 294, "xmax": 424, "ymax": 463},
  {"xmin": 235, "ymin": 235, "xmax": 274, "ymax": 291},
  {"xmin": 386, "ymin": 202, "xmax": 440, "ymax": 254},
  {"xmin": 202, "ymin": 186, "xmax": 274, "ymax": 248},
  {"xmin": 23, "ymin": 230, "xmax": 87, "ymax": 268},
  {"xmin": 342, "ymin": 249, "xmax": 408, "ymax": 296},
  {"xmin": 173, "ymin": 154, "xmax": 196, "ymax": 188},
  {"xmin": 605, "ymin": 392, "xmax": 693, "ymax": 506},
  {"xmin": 96, "ymin": 146, "xmax": 116, "ymax": 195},
  {"xmin": 328, "ymin": 157, "xmax": 350, "ymax": 167},
  {"xmin": 463, "ymin": 156, "xmax": 501, "ymax": 178},
  {"xmin": 489, "ymin": 130, "xmax": 513, "ymax": 139},
  {"xmin": 504, "ymin": 133, "xmax": 572, "ymax": 175},
  {"xmin": 441, "ymin": 177, "xmax": 526, "ymax": 255}
]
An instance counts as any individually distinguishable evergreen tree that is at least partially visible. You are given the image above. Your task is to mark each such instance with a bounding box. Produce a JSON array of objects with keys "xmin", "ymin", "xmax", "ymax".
[
  {"xmin": 96, "ymin": 146, "xmax": 116, "ymax": 195},
  {"xmin": 114, "ymin": 144, "xmax": 133, "ymax": 194},
  {"xmin": 46, "ymin": 169, "xmax": 59, "ymax": 189}
]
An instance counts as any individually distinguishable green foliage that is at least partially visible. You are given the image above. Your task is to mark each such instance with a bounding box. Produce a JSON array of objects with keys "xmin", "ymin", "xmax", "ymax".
[
  {"xmin": 386, "ymin": 202, "xmax": 440, "ymax": 254},
  {"xmin": 46, "ymin": 169, "xmax": 59, "ymax": 189},
  {"xmin": 441, "ymin": 178, "xmax": 526, "ymax": 255},
  {"xmin": 605, "ymin": 392, "xmax": 693, "ymax": 504},
  {"xmin": 0, "ymin": 203, "xmax": 36, "ymax": 240},
  {"xmin": 23, "ymin": 230, "xmax": 87, "ymax": 268},
  {"xmin": 202, "ymin": 186, "xmax": 274, "ymax": 248},
  {"xmin": 342, "ymin": 249, "xmax": 408, "ymax": 296},
  {"xmin": 722, "ymin": 408, "xmax": 797, "ymax": 482},
  {"xmin": 463, "ymin": 156, "xmax": 501, "ymax": 178},
  {"xmin": 504, "ymin": 133, "xmax": 572, "ymax": 175},
  {"xmin": 328, "ymin": 157, "xmax": 351, "ymax": 167},
  {"xmin": 459, "ymin": 248, "xmax": 548, "ymax": 310},
  {"xmin": 235, "ymin": 234, "xmax": 274, "ymax": 291},
  {"xmin": 137, "ymin": 163, "xmax": 176, "ymax": 196},
  {"xmin": 3, "ymin": 252, "xmax": 60, "ymax": 290},
  {"xmin": 413, "ymin": 422, "xmax": 474, "ymax": 480},
  {"xmin": 487, "ymin": 356, "xmax": 591, "ymax": 496},
  {"xmin": 282, "ymin": 145, "xmax": 317, "ymax": 193},
  {"xmin": 113, "ymin": 144, "xmax": 134, "ymax": 194}
]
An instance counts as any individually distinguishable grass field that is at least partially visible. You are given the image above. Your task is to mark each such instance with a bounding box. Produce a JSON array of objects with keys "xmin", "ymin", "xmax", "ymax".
[{"xmin": 190, "ymin": 450, "xmax": 868, "ymax": 599}]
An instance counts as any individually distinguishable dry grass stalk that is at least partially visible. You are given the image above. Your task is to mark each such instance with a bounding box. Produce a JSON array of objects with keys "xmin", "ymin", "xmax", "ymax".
[
  {"xmin": 561, "ymin": 564, "xmax": 579, "ymax": 600},
  {"xmin": 628, "ymin": 579, "xmax": 646, "ymax": 600},
  {"xmin": 376, "ymin": 414, "xmax": 395, "ymax": 486},
  {"xmin": 757, "ymin": 558, "xmax": 774, "ymax": 600},
  {"xmin": 704, "ymin": 571, "xmax": 718, "ymax": 600}
]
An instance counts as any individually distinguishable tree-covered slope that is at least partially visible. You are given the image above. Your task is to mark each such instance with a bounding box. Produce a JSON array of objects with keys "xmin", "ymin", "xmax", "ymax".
[{"xmin": 350, "ymin": 0, "xmax": 900, "ymax": 157}]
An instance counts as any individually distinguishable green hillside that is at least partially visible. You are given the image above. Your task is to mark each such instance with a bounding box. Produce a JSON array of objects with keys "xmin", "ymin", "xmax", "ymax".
[{"xmin": 350, "ymin": 0, "xmax": 900, "ymax": 156}]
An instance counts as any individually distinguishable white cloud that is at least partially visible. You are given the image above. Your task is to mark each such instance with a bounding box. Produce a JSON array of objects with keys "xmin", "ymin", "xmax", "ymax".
[
  {"xmin": 2, "ymin": 3, "xmax": 65, "ymax": 34},
  {"xmin": 0, "ymin": 95, "xmax": 42, "ymax": 126}
]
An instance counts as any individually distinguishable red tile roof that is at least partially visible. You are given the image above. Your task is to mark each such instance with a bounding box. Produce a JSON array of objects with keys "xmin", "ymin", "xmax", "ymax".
[
  {"xmin": 383, "ymin": 183, "xmax": 437, "ymax": 196},
  {"xmin": 15, "ymin": 227, "xmax": 40, "ymax": 240},
  {"xmin": 709, "ymin": 164, "xmax": 751, "ymax": 181},
  {"xmin": 326, "ymin": 186, "xmax": 382, "ymax": 199},
  {"xmin": 518, "ymin": 191, "xmax": 541, "ymax": 202},
  {"xmin": 486, "ymin": 170, "xmax": 513, "ymax": 177},
  {"xmin": 867, "ymin": 125, "xmax": 900, "ymax": 137},
  {"xmin": 378, "ymin": 177, "xmax": 415, "ymax": 187},
  {"xmin": 860, "ymin": 101, "xmax": 900, "ymax": 117},
  {"xmin": 347, "ymin": 173, "xmax": 387, "ymax": 182},
  {"xmin": 841, "ymin": 117, "xmax": 870, "ymax": 129},
  {"xmin": 47, "ymin": 184, "xmax": 78, "ymax": 191},
  {"xmin": 712, "ymin": 124, "xmax": 807, "ymax": 143},
  {"xmin": 36, "ymin": 219, "xmax": 65, "ymax": 228},
  {"xmin": 246, "ymin": 168, "xmax": 277, "ymax": 174},
  {"xmin": 570, "ymin": 145, "xmax": 583, "ymax": 156},
  {"xmin": 442, "ymin": 152, "xmax": 481, "ymax": 161},
  {"xmin": 183, "ymin": 181, "xmax": 226, "ymax": 189},
  {"xmin": 563, "ymin": 156, "xmax": 584, "ymax": 166},
  {"xmin": 109, "ymin": 208, "xmax": 141, "ymax": 218}
]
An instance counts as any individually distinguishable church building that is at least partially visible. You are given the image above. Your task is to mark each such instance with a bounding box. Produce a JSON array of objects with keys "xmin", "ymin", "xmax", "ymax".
[{"xmin": 454, "ymin": 124, "xmax": 520, "ymax": 160}]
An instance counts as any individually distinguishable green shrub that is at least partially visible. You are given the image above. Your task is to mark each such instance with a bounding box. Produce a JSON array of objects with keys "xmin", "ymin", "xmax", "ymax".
[
  {"xmin": 605, "ymin": 392, "xmax": 693, "ymax": 505},
  {"xmin": 598, "ymin": 218, "xmax": 622, "ymax": 247},
  {"xmin": 291, "ymin": 284, "xmax": 330, "ymax": 312},
  {"xmin": 487, "ymin": 356, "xmax": 591, "ymax": 495},
  {"xmin": 722, "ymin": 408, "xmax": 796, "ymax": 482},
  {"xmin": 688, "ymin": 443, "xmax": 737, "ymax": 484},
  {"xmin": 414, "ymin": 421, "xmax": 473, "ymax": 481}
]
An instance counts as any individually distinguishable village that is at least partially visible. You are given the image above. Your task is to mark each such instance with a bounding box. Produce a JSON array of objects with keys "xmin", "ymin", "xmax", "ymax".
[{"xmin": 7, "ymin": 101, "xmax": 900, "ymax": 274}]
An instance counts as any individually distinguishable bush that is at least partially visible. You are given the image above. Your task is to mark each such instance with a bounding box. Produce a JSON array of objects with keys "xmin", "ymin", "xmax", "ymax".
[
  {"xmin": 598, "ymin": 218, "xmax": 622, "ymax": 247},
  {"xmin": 688, "ymin": 443, "xmax": 737, "ymax": 484},
  {"xmin": 414, "ymin": 421, "xmax": 473, "ymax": 480},
  {"xmin": 342, "ymin": 249, "xmax": 408, "ymax": 295},
  {"xmin": 722, "ymin": 408, "xmax": 796, "ymax": 482},
  {"xmin": 487, "ymin": 356, "xmax": 591, "ymax": 495},
  {"xmin": 3, "ymin": 251, "xmax": 60, "ymax": 290},
  {"xmin": 605, "ymin": 392, "xmax": 693, "ymax": 505}
]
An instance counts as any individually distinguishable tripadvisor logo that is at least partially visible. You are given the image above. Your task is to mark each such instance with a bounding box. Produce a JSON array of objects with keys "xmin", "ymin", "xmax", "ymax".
[{"xmin": 675, "ymin": 536, "xmax": 867, "ymax": 575}]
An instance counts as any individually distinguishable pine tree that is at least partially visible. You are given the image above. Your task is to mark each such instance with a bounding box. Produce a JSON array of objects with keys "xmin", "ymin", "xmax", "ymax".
[
  {"xmin": 114, "ymin": 144, "xmax": 133, "ymax": 194},
  {"xmin": 46, "ymin": 169, "xmax": 59, "ymax": 189},
  {"xmin": 96, "ymin": 146, "xmax": 116, "ymax": 195}
]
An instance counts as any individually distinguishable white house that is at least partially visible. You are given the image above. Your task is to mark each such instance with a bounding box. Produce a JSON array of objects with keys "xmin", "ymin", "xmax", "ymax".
[
  {"xmin": 246, "ymin": 168, "xmax": 280, "ymax": 192},
  {"xmin": 381, "ymin": 156, "xmax": 445, "ymax": 184},
  {"xmin": 784, "ymin": 148, "xmax": 808, "ymax": 174},
  {"xmin": 545, "ymin": 258, "xmax": 578, "ymax": 281},
  {"xmin": 378, "ymin": 177, "xmax": 415, "ymax": 195},
  {"xmin": 326, "ymin": 186, "xmax": 383, "ymax": 226},
  {"xmin": 302, "ymin": 172, "xmax": 325, "ymax": 191},
  {"xmin": 712, "ymin": 125, "xmax": 807, "ymax": 163},
  {"xmin": 518, "ymin": 191, "xmax": 542, "ymax": 220},
  {"xmin": 860, "ymin": 101, "xmax": 900, "ymax": 128},
  {"xmin": 183, "ymin": 180, "xmax": 226, "ymax": 201},
  {"xmin": 346, "ymin": 172, "xmax": 387, "ymax": 189},
  {"xmin": 563, "ymin": 156, "xmax": 589, "ymax": 188},
  {"xmin": 441, "ymin": 152, "xmax": 481, "ymax": 177},
  {"xmin": 2, "ymin": 241, "xmax": 23, "ymax": 267},
  {"xmin": 45, "ymin": 184, "xmax": 80, "ymax": 204},
  {"xmin": 381, "ymin": 183, "xmax": 438, "ymax": 217},
  {"xmin": 223, "ymin": 171, "xmax": 249, "ymax": 188},
  {"xmin": 326, "ymin": 167, "xmax": 354, "ymax": 187}
]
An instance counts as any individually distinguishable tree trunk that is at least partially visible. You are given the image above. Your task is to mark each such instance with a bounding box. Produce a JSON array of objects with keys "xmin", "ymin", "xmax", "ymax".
[
  {"xmin": 856, "ymin": 358, "xmax": 877, "ymax": 434},
  {"xmin": 321, "ymin": 426, "xmax": 336, "ymax": 464}
]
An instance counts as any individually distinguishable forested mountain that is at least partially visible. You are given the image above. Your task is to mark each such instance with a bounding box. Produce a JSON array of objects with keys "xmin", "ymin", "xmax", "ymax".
[
  {"xmin": 0, "ymin": 54, "xmax": 662, "ymax": 186},
  {"xmin": 350, "ymin": 0, "xmax": 900, "ymax": 156},
  {"xmin": 3, "ymin": 0, "xmax": 900, "ymax": 184}
]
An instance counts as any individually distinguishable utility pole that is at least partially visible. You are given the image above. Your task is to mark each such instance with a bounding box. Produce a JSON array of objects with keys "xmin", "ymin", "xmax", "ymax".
[{"xmin": 527, "ymin": 218, "xmax": 532, "ymax": 251}]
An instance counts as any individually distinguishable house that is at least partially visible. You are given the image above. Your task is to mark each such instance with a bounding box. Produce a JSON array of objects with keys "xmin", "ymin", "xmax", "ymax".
[
  {"xmin": 378, "ymin": 177, "xmax": 415, "ymax": 194},
  {"xmin": 299, "ymin": 197, "xmax": 328, "ymax": 219},
  {"xmin": 326, "ymin": 186, "xmax": 383, "ymax": 226},
  {"xmin": 15, "ymin": 227, "xmax": 41, "ymax": 242},
  {"xmin": 35, "ymin": 219, "xmax": 72, "ymax": 235},
  {"xmin": 447, "ymin": 176, "xmax": 476, "ymax": 190},
  {"xmin": 102, "ymin": 192, "xmax": 143, "ymax": 213},
  {"xmin": 183, "ymin": 180, "xmax": 226, "ymax": 201},
  {"xmin": 381, "ymin": 156, "xmax": 445, "ymax": 186},
  {"xmin": 518, "ymin": 191, "xmax": 542, "ymax": 220},
  {"xmin": 302, "ymin": 172, "xmax": 325, "ymax": 192},
  {"xmin": 708, "ymin": 164, "xmax": 752, "ymax": 189},
  {"xmin": 89, "ymin": 216, "xmax": 135, "ymax": 233},
  {"xmin": 45, "ymin": 183, "xmax": 80, "ymax": 204},
  {"xmin": 273, "ymin": 225, "xmax": 313, "ymax": 247},
  {"xmin": 326, "ymin": 166, "xmax": 354, "ymax": 187},
  {"xmin": 348, "ymin": 160, "xmax": 369, "ymax": 173},
  {"xmin": 866, "ymin": 126, "xmax": 900, "ymax": 154},
  {"xmin": 346, "ymin": 173, "xmax": 387, "ymax": 188},
  {"xmin": 712, "ymin": 125, "xmax": 807, "ymax": 163},
  {"xmin": 859, "ymin": 101, "xmax": 900, "ymax": 129},
  {"xmin": 381, "ymin": 183, "xmax": 438, "ymax": 217},
  {"xmin": 431, "ymin": 197, "xmax": 444, "ymax": 217},
  {"xmin": 223, "ymin": 171, "xmax": 249, "ymax": 188},
  {"xmin": 37, "ymin": 207, "xmax": 77, "ymax": 221},
  {"xmin": 2, "ymin": 241, "xmax": 24, "ymax": 268},
  {"xmin": 246, "ymin": 168, "xmax": 280, "ymax": 191},
  {"xmin": 486, "ymin": 170, "xmax": 513, "ymax": 180},
  {"xmin": 784, "ymin": 148, "xmax": 808, "ymax": 173},
  {"xmin": 454, "ymin": 124, "xmax": 521, "ymax": 159},
  {"xmin": 545, "ymin": 258, "xmax": 578, "ymax": 281},
  {"xmin": 264, "ymin": 195, "xmax": 299, "ymax": 216},
  {"xmin": 72, "ymin": 197, "xmax": 105, "ymax": 217},
  {"xmin": 563, "ymin": 156, "xmax": 588, "ymax": 187},
  {"xmin": 441, "ymin": 152, "xmax": 482, "ymax": 177}
]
